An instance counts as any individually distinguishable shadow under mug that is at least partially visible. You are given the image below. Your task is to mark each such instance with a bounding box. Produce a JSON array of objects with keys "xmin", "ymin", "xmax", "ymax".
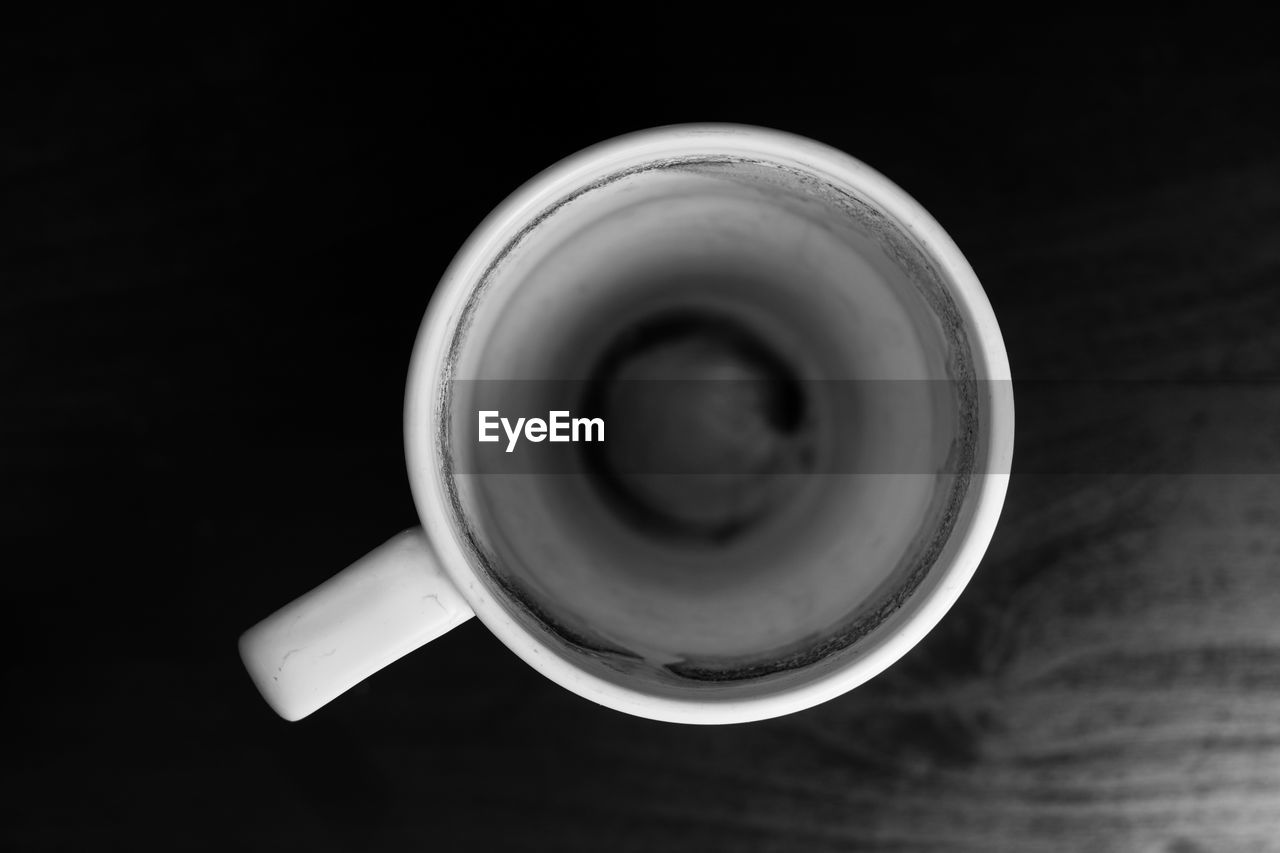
[{"xmin": 239, "ymin": 124, "xmax": 1015, "ymax": 724}]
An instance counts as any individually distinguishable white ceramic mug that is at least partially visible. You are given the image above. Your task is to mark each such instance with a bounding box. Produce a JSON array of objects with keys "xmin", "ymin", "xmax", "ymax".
[{"xmin": 239, "ymin": 124, "xmax": 1014, "ymax": 724}]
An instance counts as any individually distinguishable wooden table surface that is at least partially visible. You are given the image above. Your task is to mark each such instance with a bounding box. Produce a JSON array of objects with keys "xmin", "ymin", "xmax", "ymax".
[{"xmin": 5, "ymin": 13, "xmax": 1279, "ymax": 852}]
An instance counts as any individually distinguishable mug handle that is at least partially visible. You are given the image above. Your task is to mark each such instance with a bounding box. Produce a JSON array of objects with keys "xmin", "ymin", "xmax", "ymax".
[{"xmin": 238, "ymin": 527, "xmax": 474, "ymax": 721}]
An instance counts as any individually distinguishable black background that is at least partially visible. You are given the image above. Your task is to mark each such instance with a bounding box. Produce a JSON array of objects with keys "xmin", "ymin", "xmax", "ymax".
[{"xmin": 5, "ymin": 11, "xmax": 1280, "ymax": 852}]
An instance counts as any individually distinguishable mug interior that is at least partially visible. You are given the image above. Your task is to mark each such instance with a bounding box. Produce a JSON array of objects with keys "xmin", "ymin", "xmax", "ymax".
[{"xmin": 407, "ymin": 127, "xmax": 1007, "ymax": 720}]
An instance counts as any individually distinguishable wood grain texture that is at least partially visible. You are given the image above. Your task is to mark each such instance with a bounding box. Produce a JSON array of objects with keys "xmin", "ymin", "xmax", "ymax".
[{"xmin": 4, "ymin": 12, "xmax": 1280, "ymax": 853}]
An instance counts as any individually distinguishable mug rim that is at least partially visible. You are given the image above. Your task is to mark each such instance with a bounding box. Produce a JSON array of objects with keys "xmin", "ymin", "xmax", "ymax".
[{"xmin": 404, "ymin": 123, "xmax": 1014, "ymax": 723}]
